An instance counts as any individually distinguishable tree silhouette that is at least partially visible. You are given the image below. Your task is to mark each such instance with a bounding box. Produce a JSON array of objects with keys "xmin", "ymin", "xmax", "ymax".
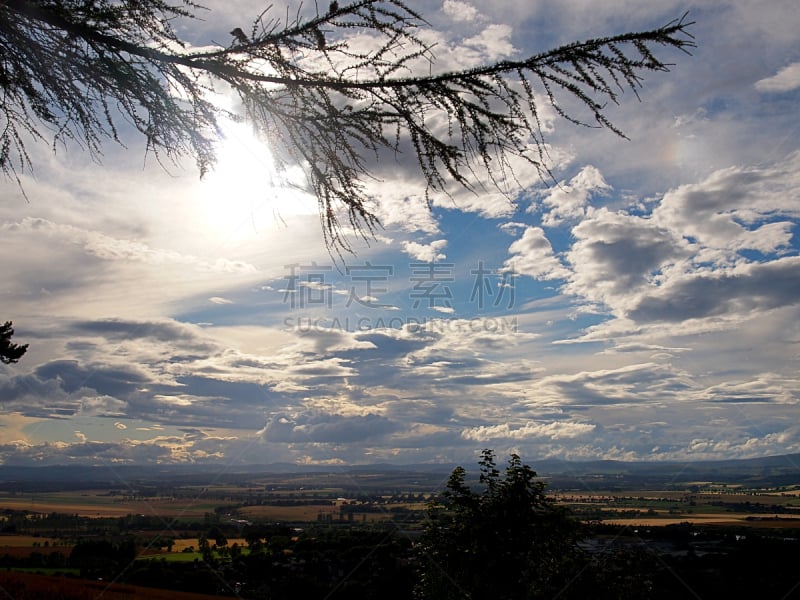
[
  {"xmin": 415, "ymin": 450, "xmax": 584, "ymax": 599},
  {"xmin": 1, "ymin": 1, "xmax": 694, "ymax": 250},
  {"xmin": 0, "ymin": 321, "xmax": 28, "ymax": 364}
]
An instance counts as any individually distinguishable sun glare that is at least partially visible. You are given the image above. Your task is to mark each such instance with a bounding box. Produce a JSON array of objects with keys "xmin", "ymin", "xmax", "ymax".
[{"xmin": 197, "ymin": 119, "xmax": 317, "ymax": 246}]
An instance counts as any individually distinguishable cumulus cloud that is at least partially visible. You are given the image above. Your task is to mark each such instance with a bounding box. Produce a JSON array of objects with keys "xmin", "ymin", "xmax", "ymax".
[
  {"xmin": 0, "ymin": 439, "xmax": 171, "ymax": 466},
  {"xmin": 260, "ymin": 411, "xmax": 399, "ymax": 444},
  {"xmin": 442, "ymin": 0, "xmax": 481, "ymax": 23},
  {"xmin": 652, "ymin": 156, "xmax": 800, "ymax": 253},
  {"xmin": 564, "ymin": 208, "xmax": 688, "ymax": 309},
  {"xmin": 538, "ymin": 165, "xmax": 611, "ymax": 226},
  {"xmin": 627, "ymin": 257, "xmax": 800, "ymax": 324},
  {"xmin": 504, "ymin": 227, "xmax": 570, "ymax": 280},
  {"xmin": 1, "ymin": 2, "xmax": 798, "ymax": 466},
  {"xmin": 462, "ymin": 420, "xmax": 595, "ymax": 441},
  {"xmin": 755, "ymin": 62, "xmax": 800, "ymax": 92},
  {"xmin": 0, "ymin": 318, "xmax": 316, "ymax": 430},
  {"xmin": 551, "ymin": 155, "xmax": 800, "ymax": 330},
  {"xmin": 463, "ymin": 24, "xmax": 515, "ymax": 60},
  {"xmin": 369, "ymin": 194, "xmax": 442, "ymax": 235},
  {"xmin": 0, "ymin": 428, "xmax": 251, "ymax": 466},
  {"xmin": 403, "ymin": 239, "xmax": 448, "ymax": 261}
]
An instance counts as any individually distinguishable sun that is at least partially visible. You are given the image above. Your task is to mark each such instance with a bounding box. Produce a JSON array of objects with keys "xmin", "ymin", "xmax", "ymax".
[{"xmin": 197, "ymin": 118, "xmax": 318, "ymax": 245}]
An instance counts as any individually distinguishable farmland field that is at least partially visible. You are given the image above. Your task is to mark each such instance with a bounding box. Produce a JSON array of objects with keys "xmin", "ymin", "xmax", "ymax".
[
  {"xmin": 0, "ymin": 471, "xmax": 798, "ymax": 530},
  {"xmin": 0, "ymin": 571, "xmax": 234, "ymax": 600},
  {"xmin": 602, "ymin": 514, "xmax": 800, "ymax": 527},
  {"xmin": 0, "ymin": 491, "xmax": 221, "ymax": 517},
  {"xmin": 0, "ymin": 534, "xmax": 65, "ymax": 547},
  {"xmin": 236, "ymin": 501, "xmax": 421, "ymax": 522},
  {"xmin": 553, "ymin": 488, "xmax": 800, "ymax": 528}
]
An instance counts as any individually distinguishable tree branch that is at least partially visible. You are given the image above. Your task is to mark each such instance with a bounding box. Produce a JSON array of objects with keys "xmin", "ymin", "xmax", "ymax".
[{"xmin": 0, "ymin": 0, "xmax": 695, "ymax": 253}]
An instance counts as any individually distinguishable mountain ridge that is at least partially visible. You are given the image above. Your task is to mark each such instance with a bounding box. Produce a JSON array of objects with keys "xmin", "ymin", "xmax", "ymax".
[{"xmin": 0, "ymin": 452, "xmax": 797, "ymax": 485}]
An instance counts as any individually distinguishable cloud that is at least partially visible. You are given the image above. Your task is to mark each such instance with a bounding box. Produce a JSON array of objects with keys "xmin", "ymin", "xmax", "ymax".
[
  {"xmin": 369, "ymin": 195, "xmax": 442, "ymax": 235},
  {"xmin": 538, "ymin": 165, "xmax": 611, "ymax": 226},
  {"xmin": 34, "ymin": 360, "xmax": 148, "ymax": 398},
  {"xmin": 0, "ymin": 215, "xmax": 269, "ymax": 320},
  {"xmin": 532, "ymin": 362, "xmax": 694, "ymax": 408},
  {"xmin": 462, "ymin": 420, "xmax": 595, "ymax": 441},
  {"xmin": 504, "ymin": 227, "xmax": 570, "ymax": 280},
  {"xmin": 432, "ymin": 305, "xmax": 456, "ymax": 314},
  {"xmin": 652, "ymin": 156, "xmax": 800, "ymax": 252},
  {"xmin": 564, "ymin": 208, "xmax": 688, "ymax": 309},
  {"xmin": 627, "ymin": 257, "xmax": 800, "ymax": 324},
  {"xmin": 0, "ymin": 428, "xmax": 250, "ymax": 466},
  {"xmin": 755, "ymin": 62, "xmax": 800, "ymax": 92},
  {"xmin": 442, "ymin": 0, "xmax": 480, "ymax": 23},
  {"xmin": 260, "ymin": 411, "xmax": 399, "ymax": 444},
  {"xmin": 70, "ymin": 318, "xmax": 214, "ymax": 347},
  {"xmin": 0, "ymin": 318, "xmax": 313, "ymax": 429},
  {"xmin": 551, "ymin": 155, "xmax": 800, "ymax": 330},
  {"xmin": 403, "ymin": 239, "xmax": 448, "ymax": 261},
  {"xmin": 1, "ymin": 1, "xmax": 798, "ymax": 467},
  {"xmin": 463, "ymin": 24, "xmax": 515, "ymax": 60},
  {"xmin": 1, "ymin": 218, "xmax": 258, "ymax": 274}
]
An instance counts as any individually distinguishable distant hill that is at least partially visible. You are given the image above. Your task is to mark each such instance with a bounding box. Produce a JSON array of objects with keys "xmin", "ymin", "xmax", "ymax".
[
  {"xmin": 0, "ymin": 453, "xmax": 797, "ymax": 490},
  {"xmin": 532, "ymin": 453, "xmax": 800, "ymax": 476},
  {"xmin": 530, "ymin": 454, "xmax": 800, "ymax": 489}
]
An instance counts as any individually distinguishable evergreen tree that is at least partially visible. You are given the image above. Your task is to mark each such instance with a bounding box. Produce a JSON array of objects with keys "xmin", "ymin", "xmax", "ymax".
[
  {"xmin": 0, "ymin": 321, "xmax": 27, "ymax": 364},
  {"xmin": 1, "ymin": 1, "xmax": 693, "ymax": 250},
  {"xmin": 415, "ymin": 450, "xmax": 584, "ymax": 600}
]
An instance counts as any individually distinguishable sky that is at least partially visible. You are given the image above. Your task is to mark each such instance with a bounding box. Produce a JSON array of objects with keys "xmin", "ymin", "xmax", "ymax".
[{"xmin": 1, "ymin": 0, "xmax": 799, "ymax": 469}]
